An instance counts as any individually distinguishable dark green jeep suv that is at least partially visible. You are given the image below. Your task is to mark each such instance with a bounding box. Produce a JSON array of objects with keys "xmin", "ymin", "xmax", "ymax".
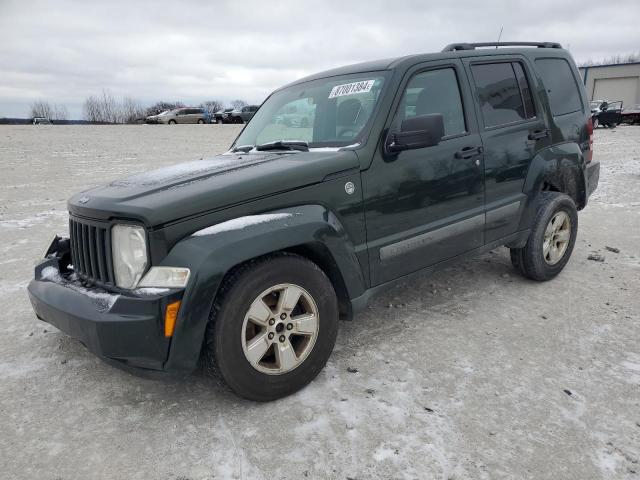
[{"xmin": 28, "ymin": 42, "xmax": 599, "ymax": 401}]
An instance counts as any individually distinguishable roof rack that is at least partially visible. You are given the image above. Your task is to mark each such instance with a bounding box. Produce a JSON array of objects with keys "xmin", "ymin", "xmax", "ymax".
[{"xmin": 442, "ymin": 42, "xmax": 562, "ymax": 52}]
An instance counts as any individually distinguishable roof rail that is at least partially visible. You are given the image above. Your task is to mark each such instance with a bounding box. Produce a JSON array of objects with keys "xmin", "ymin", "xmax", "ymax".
[{"xmin": 442, "ymin": 42, "xmax": 562, "ymax": 52}]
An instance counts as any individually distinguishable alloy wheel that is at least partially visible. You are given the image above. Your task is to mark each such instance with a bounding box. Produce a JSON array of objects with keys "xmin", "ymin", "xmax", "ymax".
[
  {"xmin": 543, "ymin": 211, "xmax": 571, "ymax": 265},
  {"xmin": 241, "ymin": 283, "xmax": 319, "ymax": 375}
]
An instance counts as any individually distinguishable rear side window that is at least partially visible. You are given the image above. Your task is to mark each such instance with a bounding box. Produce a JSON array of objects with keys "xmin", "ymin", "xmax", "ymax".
[
  {"xmin": 535, "ymin": 58, "xmax": 582, "ymax": 116},
  {"xmin": 399, "ymin": 68, "xmax": 466, "ymax": 137},
  {"xmin": 471, "ymin": 62, "xmax": 535, "ymax": 127}
]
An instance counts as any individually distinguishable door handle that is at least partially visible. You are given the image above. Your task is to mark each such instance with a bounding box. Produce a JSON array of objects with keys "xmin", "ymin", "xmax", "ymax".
[
  {"xmin": 455, "ymin": 146, "xmax": 484, "ymax": 159},
  {"xmin": 528, "ymin": 129, "xmax": 549, "ymax": 141}
]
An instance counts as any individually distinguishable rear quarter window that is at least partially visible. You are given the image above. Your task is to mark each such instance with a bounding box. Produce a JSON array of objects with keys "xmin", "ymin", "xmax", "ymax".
[{"xmin": 535, "ymin": 58, "xmax": 582, "ymax": 116}]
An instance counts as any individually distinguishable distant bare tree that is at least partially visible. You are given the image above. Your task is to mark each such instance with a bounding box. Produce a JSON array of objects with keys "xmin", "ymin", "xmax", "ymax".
[
  {"xmin": 231, "ymin": 99, "xmax": 248, "ymax": 109},
  {"xmin": 579, "ymin": 51, "xmax": 640, "ymax": 67},
  {"xmin": 53, "ymin": 104, "xmax": 68, "ymax": 121},
  {"xmin": 200, "ymin": 100, "xmax": 224, "ymax": 116},
  {"xmin": 30, "ymin": 100, "xmax": 53, "ymax": 119},
  {"xmin": 100, "ymin": 89, "xmax": 117, "ymax": 123},
  {"xmin": 145, "ymin": 101, "xmax": 185, "ymax": 116},
  {"xmin": 121, "ymin": 97, "xmax": 145, "ymax": 123},
  {"xmin": 30, "ymin": 100, "xmax": 69, "ymax": 120},
  {"xmin": 83, "ymin": 95, "xmax": 102, "ymax": 122},
  {"xmin": 83, "ymin": 90, "xmax": 145, "ymax": 123}
]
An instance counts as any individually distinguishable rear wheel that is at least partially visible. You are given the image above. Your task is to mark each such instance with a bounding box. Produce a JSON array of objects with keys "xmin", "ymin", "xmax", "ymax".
[
  {"xmin": 204, "ymin": 253, "xmax": 339, "ymax": 401},
  {"xmin": 198, "ymin": 119, "xmax": 205, "ymax": 124},
  {"xmin": 168, "ymin": 119, "xmax": 176, "ymax": 125},
  {"xmin": 592, "ymin": 117, "xmax": 599, "ymax": 129},
  {"xmin": 510, "ymin": 192, "xmax": 578, "ymax": 281},
  {"xmin": 216, "ymin": 118, "xmax": 222, "ymax": 124}
]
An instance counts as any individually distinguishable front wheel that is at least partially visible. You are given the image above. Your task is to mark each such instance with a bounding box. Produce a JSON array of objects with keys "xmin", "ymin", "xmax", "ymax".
[
  {"xmin": 592, "ymin": 117, "xmax": 599, "ymax": 129},
  {"xmin": 198, "ymin": 119, "xmax": 205, "ymax": 124},
  {"xmin": 510, "ymin": 192, "xmax": 578, "ymax": 281},
  {"xmin": 168, "ymin": 119, "xmax": 176, "ymax": 125},
  {"xmin": 204, "ymin": 253, "xmax": 339, "ymax": 401}
]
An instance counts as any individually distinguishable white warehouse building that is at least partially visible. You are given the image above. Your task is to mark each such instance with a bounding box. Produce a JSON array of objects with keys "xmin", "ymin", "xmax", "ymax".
[{"xmin": 578, "ymin": 62, "xmax": 640, "ymax": 106}]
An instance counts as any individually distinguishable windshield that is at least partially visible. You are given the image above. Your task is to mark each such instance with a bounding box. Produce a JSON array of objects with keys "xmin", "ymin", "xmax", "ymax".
[{"xmin": 234, "ymin": 72, "xmax": 387, "ymax": 149}]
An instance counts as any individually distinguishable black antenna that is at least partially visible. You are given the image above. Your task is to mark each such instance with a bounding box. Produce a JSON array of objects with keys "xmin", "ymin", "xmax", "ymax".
[{"xmin": 497, "ymin": 26, "xmax": 503, "ymax": 47}]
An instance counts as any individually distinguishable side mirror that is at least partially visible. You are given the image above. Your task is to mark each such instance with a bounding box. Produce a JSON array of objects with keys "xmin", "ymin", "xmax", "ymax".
[{"xmin": 387, "ymin": 114, "xmax": 445, "ymax": 153}]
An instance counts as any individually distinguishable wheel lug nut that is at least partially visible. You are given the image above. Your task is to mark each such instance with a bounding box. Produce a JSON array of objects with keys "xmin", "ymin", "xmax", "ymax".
[
  {"xmin": 279, "ymin": 335, "xmax": 286, "ymax": 343},
  {"xmin": 269, "ymin": 318, "xmax": 275, "ymax": 326},
  {"xmin": 280, "ymin": 313, "xmax": 287, "ymax": 320},
  {"xmin": 286, "ymin": 323, "xmax": 293, "ymax": 330},
  {"xmin": 268, "ymin": 332, "xmax": 274, "ymax": 340}
]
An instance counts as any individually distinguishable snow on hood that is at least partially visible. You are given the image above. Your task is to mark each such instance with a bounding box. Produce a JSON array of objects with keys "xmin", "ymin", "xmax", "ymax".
[{"xmin": 108, "ymin": 154, "xmax": 276, "ymax": 188}]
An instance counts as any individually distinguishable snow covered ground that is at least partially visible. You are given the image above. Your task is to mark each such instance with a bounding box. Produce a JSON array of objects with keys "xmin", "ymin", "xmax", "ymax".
[{"xmin": 0, "ymin": 124, "xmax": 638, "ymax": 479}]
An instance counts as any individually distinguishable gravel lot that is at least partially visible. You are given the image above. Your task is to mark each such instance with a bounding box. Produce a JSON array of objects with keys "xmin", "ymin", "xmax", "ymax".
[{"xmin": 1, "ymin": 124, "xmax": 639, "ymax": 480}]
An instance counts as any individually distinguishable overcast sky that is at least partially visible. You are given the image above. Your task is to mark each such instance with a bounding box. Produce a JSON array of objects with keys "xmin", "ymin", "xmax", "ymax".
[{"xmin": 1, "ymin": 0, "xmax": 639, "ymax": 118}]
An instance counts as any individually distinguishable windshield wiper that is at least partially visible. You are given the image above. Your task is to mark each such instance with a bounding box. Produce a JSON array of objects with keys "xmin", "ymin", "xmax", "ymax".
[
  {"xmin": 255, "ymin": 140, "xmax": 309, "ymax": 152},
  {"xmin": 232, "ymin": 144, "xmax": 254, "ymax": 153}
]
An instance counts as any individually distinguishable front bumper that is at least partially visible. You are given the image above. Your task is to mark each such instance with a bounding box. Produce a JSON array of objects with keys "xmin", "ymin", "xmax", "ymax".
[{"xmin": 28, "ymin": 251, "xmax": 183, "ymax": 374}]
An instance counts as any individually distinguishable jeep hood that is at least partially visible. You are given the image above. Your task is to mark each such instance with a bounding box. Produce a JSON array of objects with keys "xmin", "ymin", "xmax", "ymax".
[{"xmin": 68, "ymin": 150, "xmax": 359, "ymax": 226}]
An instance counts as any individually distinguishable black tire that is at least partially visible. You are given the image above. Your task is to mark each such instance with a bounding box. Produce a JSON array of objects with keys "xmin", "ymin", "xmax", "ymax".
[
  {"xmin": 592, "ymin": 117, "xmax": 599, "ymax": 129},
  {"xmin": 203, "ymin": 253, "xmax": 339, "ymax": 401},
  {"xmin": 510, "ymin": 192, "xmax": 578, "ymax": 281},
  {"xmin": 216, "ymin": 118, "xmax": 222, "ymax": 124},
  {"xmin": 168, "ymin": 119, "xmax": 176, "ymax": 125},
  {"xmin": 235, "ymin": 117, "xmax": 244, "ymax": 124},
  {"xmin": 198, "ymin": 119, "xmax": 205, "ymax": 124}
]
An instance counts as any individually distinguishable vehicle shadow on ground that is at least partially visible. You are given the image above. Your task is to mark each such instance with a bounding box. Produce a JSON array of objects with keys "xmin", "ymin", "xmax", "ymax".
[{"xmin": 52, "ymin": 247, "xmax": 522, "ymax": 404}]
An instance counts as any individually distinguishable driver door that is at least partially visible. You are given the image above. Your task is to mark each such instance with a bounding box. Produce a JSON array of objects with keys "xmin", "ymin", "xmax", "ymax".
[{"xmin": 363, "ymin": 60, "xmax": 485, "ymax": 285}]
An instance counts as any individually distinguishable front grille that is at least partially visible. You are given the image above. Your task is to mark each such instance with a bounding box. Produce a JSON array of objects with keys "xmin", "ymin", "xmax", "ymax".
[{"xmin": 69, "ymin": 218, "xmax": 114, "ymax": 286}]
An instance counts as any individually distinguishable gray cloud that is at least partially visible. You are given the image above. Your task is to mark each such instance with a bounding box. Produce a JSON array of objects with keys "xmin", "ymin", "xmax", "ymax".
[{"xmin": 1, "ymin": 0, "xmax": 639, "ymax": 118}]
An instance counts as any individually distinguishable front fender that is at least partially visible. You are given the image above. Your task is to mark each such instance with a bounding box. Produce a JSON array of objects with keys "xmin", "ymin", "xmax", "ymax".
[{"xmin": 161, "ymin": 204, "xmax": 366, "ymax": 372}]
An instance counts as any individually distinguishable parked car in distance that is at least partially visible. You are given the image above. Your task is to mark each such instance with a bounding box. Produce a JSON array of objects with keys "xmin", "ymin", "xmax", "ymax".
[
  {"xmin": 148, "ymin": 107, "xmax": 209, "ymax": 124},
  {"xmin": 228, "ymin": 105, "xmax": 259, "ymax": 124},
  {"xmin": 213, "ymin": 107, "xmax": 234, "ymax": 124},
  {"xmin": 145, "ymin": 110, "xmax": 170, "ymax": 124},
  {"xmin": 32, "ymin": 117, "xmax": 52, "ymax": 125},
  {"xmin": 621, "ymin": 104, "xmax": 640, "ymax": 124},
  {"xmin": 590, "ymin": 100, "xmax": 623, "ymax": 128},
  {"xmin": 29, "ymin": 41, "xmax": 599, "ymax": 401}
]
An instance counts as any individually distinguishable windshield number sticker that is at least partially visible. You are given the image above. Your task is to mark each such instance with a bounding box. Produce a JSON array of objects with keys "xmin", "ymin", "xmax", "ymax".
[{"xmin": 328, "ymin": 80, "xmax": 375, "ymax": 99}]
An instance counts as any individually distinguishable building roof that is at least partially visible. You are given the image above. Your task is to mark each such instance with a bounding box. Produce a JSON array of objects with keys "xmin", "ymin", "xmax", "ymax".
[{"xmin": 579, "ymin": 62, "xmax": 640, "ymax": 70}]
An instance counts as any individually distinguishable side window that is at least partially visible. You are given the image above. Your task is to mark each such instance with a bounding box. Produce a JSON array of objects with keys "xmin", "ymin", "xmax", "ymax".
[
  {"xmin": 535, "ymin": 58, "xmax": 582, "ymax": 116},
  {"xmin": 399, "ymin": 68, "xmax": 466, "ymax": 137},
  {"xmin": 471, "ymin": 62, "xmax": 533, "ymax": 127}
]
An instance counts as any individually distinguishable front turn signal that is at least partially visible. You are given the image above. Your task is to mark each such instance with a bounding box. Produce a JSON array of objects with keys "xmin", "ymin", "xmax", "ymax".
[{"xmin": 164, "ymin": 300, "xmax": 181, "ymax": 337}]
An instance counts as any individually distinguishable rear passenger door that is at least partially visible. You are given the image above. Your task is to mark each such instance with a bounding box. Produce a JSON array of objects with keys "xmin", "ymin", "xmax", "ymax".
[{"xmin": 462, "ymin": 57, "xmax": 550, "ymax": 243}]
